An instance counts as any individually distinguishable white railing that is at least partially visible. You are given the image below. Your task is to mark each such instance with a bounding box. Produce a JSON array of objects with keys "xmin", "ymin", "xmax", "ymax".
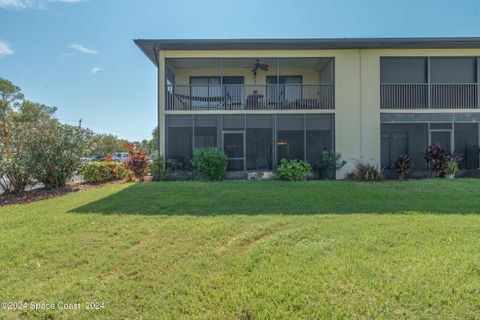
[
  {"xmin": 166, "ymin": 84, "xmax": 334, "ymax": 111},
  {"xmin": 381, "ymin": 83, "xmax": 479, "ymax": 109}
]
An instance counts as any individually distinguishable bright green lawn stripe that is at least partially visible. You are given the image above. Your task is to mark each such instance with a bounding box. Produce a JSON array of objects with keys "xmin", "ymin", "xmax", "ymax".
[{"xmin": 1, "ymin": 180, "xmax": 480, "ymax": 319}]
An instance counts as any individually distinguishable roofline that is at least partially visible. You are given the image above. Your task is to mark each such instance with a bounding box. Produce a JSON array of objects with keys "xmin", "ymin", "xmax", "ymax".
[{"xmin": 134, "ymin": 37, "xmax": 480, "ymax": 67}]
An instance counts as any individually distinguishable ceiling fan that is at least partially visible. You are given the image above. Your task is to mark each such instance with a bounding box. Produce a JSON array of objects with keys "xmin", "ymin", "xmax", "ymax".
[{"xmin": 248, "ymin": 59, "xmax": 269, "ymax": 76}]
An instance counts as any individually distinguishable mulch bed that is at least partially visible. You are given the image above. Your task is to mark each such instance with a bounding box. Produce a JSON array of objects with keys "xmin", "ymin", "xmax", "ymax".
[{"xmin": 0, "ymin": 180, "xmax": 127, "ymax": 207}]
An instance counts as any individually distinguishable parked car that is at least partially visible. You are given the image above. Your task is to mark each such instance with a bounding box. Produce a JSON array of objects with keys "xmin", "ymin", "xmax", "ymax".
[
  {"xmin": 112, "ymin": 152, "xmax": 129, "ymax": 162},
  {"xmin": 91, "ymin": 154, "xmax": 106, "ymax": 162}
]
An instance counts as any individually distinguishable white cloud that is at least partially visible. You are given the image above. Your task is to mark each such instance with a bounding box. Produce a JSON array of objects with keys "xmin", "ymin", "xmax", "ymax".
[
  {"xmin": 0, "ymin": 0, "xmax": 82, "ymax": 9},
  {"xmin": 69, "ymin": 43, "xmax": 98, "ymax": 54},
  {"xmin": 0, "ymin": 0, "xmax": 29, "ymax": 9},
  {"xmin": 0, "ymin": 40, "xmax": 14, "ymax": 57},
  {"xmin": 90, "ymin": 67, "xmax": 102, "ymax": 75}
]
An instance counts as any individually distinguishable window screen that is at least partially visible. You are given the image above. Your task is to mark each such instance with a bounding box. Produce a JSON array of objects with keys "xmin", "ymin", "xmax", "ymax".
[
  {"xmin": 194, "ymin": 115, "xmax": 218, "ymax": 149},
  {"xmin": 246, "ymin": 115, "xmax": 273, "ymax": 170},
  {"xmin": 277, "ymin": 115, "xmax": 304, "ymax": 162},
  {"xmin": 430, "ymin": 57, "xmax": 476, "ymax": 83},
  {"xmin": 306, "ymin": 115, "xmax": 334, "ymax": 165},
  {"xmin": 166, "ymin": 115, "xmax": 193, "ymax": 169},
  {"xmin": 381, "ymin": 57, "xmax": 427, "ymax": 83}
]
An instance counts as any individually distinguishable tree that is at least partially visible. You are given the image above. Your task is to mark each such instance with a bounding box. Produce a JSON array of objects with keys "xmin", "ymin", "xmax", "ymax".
[
  {"xmin": 12, "ymin": 100, "xmax": 57, "ymax": 124},
  {"xmin": 149, "ymin": 126, "xmax": 159, "ymax": 157},
  {"xmin": 0, "ymin": 77, "xmax": 24, "ymax": 122},
  {"xmin": 90, "ymin": 134, "xmax": 128, "ymax": 155}
]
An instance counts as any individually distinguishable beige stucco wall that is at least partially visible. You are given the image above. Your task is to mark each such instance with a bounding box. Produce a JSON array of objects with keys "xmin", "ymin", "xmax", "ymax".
[{"xmin": 158, "ymin": 48, "xmax": 480, "ymax": 179}]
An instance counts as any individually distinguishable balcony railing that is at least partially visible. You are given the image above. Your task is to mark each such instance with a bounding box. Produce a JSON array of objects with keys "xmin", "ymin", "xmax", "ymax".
[
  {"xmin": 381, "ymin": 83, "xmax": 479, "ymax": 109},
  {"xmin": 166, "ymin": 84, "xmax": 334, "ymax": 111}
]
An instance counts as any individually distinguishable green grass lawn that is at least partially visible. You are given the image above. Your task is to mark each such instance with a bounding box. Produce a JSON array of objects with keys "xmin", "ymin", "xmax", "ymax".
[{"xmin": 1, "ymin": 180, "xmax": 480, "ymax": 319}]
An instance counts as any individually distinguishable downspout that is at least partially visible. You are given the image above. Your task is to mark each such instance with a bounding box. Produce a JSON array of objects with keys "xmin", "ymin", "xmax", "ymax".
[
  {"xmin": 154, "ymin": 46, "xmax": 161, "ymax": 157},
  {"xmin": 358, "ymin": 49, "xmax": 363, "ymax": 159}
]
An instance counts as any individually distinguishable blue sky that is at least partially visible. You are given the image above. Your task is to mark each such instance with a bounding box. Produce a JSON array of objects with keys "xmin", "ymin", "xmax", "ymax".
[{"xmin": 1, "ymin": 0, "xmax": 480, "ymax": 140}]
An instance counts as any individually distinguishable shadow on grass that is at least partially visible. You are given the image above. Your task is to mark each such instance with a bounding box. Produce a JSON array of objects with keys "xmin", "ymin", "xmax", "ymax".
[{"xmin": 69, "ymin": 180, "xmax": 480, "ymax": 216}]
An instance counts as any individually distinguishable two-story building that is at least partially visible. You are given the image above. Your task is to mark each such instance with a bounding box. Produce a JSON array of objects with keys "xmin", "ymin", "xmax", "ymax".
[{"xmin": 135, "ymin": 38, "xmax": 480, "ymax": 178}]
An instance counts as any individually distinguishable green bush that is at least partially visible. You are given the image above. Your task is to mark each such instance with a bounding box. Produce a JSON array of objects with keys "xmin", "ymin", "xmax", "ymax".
[
  {"xmin": 316, "ymin": 150, "xmax": 346, "ymax": 179},
  {"xmin": 31, "ymin": 123, "xmax": 94, "ymax": 189},
  {"xmin": 80, "ymin": 161, "xmax": 127, "ymax": 183},
  {"xmin": 277, "ymin": 159, "xmax": 312, "ymax": 181},
  {"xmin": 0, "ymin": 122, "xmax": 39, "ymax": 194},
  {"xmin": 192, "ymin": 148, "xmax": 228, "ymax": 181},
  {"xmin": 150, "ymin": 156, "xmax": 167, "ymax": 181}
]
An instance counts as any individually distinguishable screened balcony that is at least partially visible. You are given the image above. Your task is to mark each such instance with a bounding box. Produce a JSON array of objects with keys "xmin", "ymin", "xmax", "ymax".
[
  {"xmin": 380, "ymin": 57, "xmax": 480, "ymax": 109},
  {"xmin": 165, "ymin": 58, "xmax": 335, "ymax": 111}
]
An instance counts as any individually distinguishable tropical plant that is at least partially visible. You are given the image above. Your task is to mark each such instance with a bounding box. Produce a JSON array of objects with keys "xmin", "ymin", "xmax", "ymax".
[
  {"xmin": 192, "ymin": 148, "xmax": 228, "ymax": 181},
  {"xmin": 123, "ymin": 143, "xmax": 150, "ymax": 182},
  {"xmin": 346, "ymin": 161, "xmax": 384, "ymax": 182},
  {"xmin": 277, "ymin": 158, "xmax": 312, "ymax": 181},
  {"xmin": 316, "ymin": 150, "xmax": 346, "ymax": 179},
  {"xmin": 80, "ymin": 161, "xmax": 127, "ymax": 183},
  {"xmin": 394, "ymin": 154, "xmax": 412, "ymax": 180},
  {"xmin": 424, "ymin": 144, "xmax": 461, "ymax": 177},
  {"xmin": 445, "ymin": 159, "xmax": 459, "ymax": 177}
]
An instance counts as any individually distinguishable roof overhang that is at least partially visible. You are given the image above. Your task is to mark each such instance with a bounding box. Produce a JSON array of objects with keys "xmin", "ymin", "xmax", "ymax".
[{"xmin": 134, "ymin": 37, "xmax": 480, "ymax": 67}]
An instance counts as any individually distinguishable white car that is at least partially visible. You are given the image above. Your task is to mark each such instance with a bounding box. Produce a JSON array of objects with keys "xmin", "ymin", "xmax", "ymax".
[{"xmin": 112, "ymin": 152, "xmax": 129, "ymax": 162}]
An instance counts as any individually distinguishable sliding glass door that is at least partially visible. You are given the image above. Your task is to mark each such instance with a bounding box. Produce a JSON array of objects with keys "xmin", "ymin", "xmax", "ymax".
[{"xmin": 190, "ymin": 77, "xmax": 221, "ymax": 110}]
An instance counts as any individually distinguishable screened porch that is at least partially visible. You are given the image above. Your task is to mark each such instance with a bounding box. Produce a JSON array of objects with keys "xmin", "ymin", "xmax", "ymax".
[
  {"xmin": 166, "ymin": 114, "xmax": 335, "ymax": 174},
  {"xmin": 381, "ymin": 113, "xmax": 480, "ymax": 177},
  {"xmin": 165, "ymin": 58, "xmax": 335, "ymax": 111}
]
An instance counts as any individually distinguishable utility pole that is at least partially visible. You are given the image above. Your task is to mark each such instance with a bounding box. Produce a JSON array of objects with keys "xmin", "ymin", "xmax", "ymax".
[{"xmin": 78, "ymin": 118, "xmax": 82, "ymax": 128}]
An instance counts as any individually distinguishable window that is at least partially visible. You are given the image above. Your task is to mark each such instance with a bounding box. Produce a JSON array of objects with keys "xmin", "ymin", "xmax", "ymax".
[
  {"xmin": 190, "ymin": 77, "xmax": 222, "ymax": 109},
  {"xmin": 266, "ymin": 76, "xmax": 303, "ymax": 103}
]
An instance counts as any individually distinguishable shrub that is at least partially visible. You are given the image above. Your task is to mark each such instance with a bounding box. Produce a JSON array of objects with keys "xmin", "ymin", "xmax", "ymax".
[
  {"xmin": 166, "ymin": 158, "xmax": 184, "ymax": 171},
  {"xmin": 81, "ymin": 161, "xmax": 126, "ymax": 183},
  {"xmin": 150, "ymin": 156, "xmax": 167, "ymax": 181},
  {"xmin": 394, "ymin": 154, "xmax": 412, "ymax": 180},
  {"xmin": 192, "ymin": 148, "xmax": 228, "ymax": 181},
  {"xmin": 346, "ymin": 161, "xmax": 384, "ymax": 182},
  {"xmin": 445, "ymin": 159, "xmax": 459, "ymax": 176},
  {"xmin": 123, "ymin": 143, "xmax": 150, "ymax": 181},
  {"xmin": 424, "ymin": 144, "xmax": 461, "ymax": 177},
  {"xmin": 31, "ymin": 123, "xmax": 94, "ymax": 189},
  {"xmin": 0, "ymin": 122, "xmax": 38, "ymax": 194},
  {"xmin": 277, "ymin": 158, "xmax": 312, "ymax": 181},
  {"xmin": 316, "ymin": 150, "xmax": 346, "ymax": 179}
]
